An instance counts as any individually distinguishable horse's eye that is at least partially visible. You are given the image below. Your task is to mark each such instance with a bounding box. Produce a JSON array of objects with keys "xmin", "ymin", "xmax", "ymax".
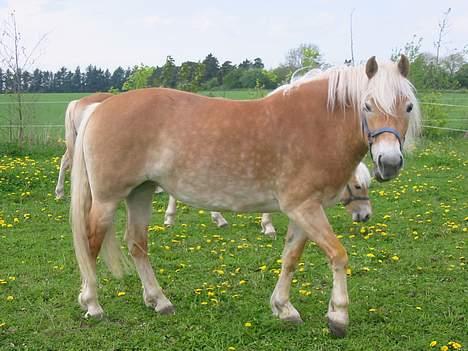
[
  {"xmin": 364, "ymin": 103, "xmax": 372, "ymax": 112},
  {"xmin": 355, "ymin": 185, "xmax": 362, "ymax": 190},
  {"xmin": 406, "ymin": 103, "xmax": 413, "ymax": 113}
]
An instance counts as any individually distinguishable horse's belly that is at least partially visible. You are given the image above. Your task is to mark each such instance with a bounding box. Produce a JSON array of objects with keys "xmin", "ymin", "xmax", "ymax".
[{"xmin": 164, "ymin": 180, "xmax": 279, "ymax": 213}]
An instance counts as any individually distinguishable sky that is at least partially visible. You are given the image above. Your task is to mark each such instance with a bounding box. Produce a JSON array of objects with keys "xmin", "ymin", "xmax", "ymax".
[{"xmin": 0, "ymin": 0, "xmax": 467, "ymax": 71}]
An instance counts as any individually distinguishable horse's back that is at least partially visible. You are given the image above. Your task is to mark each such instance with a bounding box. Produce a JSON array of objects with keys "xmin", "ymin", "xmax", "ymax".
[{"xmin": 83, "ymin": 88, "xmax": 281, "ymax": 208}]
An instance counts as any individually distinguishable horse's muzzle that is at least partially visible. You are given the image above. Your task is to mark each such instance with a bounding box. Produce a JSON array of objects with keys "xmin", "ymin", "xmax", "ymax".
[{"xmin": 373, "ymin": 153, "xmax": 403, "ymax": 182}]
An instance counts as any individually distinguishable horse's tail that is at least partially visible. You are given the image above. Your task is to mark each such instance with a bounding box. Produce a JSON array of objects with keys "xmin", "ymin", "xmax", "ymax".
[
  {"xmin": 64, "ymin": 100, "xmax": 78, "ymax": 164},
  {"xmin": 71, "ymin": 103, "xmax": 128, "ymax": 280}
]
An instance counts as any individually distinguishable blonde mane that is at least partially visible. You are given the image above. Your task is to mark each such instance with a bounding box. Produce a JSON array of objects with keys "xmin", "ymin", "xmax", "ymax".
[
  {"xmin": 271, "ymin": 60, "xmax": 421, "ymax": 150},
  {"xmin": 354, "ymin": 162, "xmax": 372, "ymax": 188}
]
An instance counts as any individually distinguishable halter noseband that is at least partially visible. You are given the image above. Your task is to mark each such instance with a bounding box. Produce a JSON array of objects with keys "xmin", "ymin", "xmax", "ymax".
[
  {"xmin": 361, "ymin": 113, "xmax": 403, "ymax": 160},
  {"xmin": 341, "ymin": 184, "xmax": 370, "ymax": 206}
]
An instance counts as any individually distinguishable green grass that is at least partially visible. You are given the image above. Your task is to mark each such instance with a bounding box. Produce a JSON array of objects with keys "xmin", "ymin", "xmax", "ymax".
[{"xmin": 0, "ymin": 137, "xmax": 466, "ymax": 350}]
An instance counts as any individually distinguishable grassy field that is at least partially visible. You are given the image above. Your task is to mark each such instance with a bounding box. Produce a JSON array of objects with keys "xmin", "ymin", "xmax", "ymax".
[
  {"xmin": 0, "ymin": 89, "xmax": 466, "ymax": 144},
  {"xmin": 0, "ymin": 89, "xmax": 467, "ymax": 349},
  {"xmin": 0, "ymin": 134, "xmax": 466, "ymax": 350}
]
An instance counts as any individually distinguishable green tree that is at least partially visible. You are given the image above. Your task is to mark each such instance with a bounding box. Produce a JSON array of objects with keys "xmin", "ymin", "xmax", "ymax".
[
  {"xmin": 122, "ymin": 64, "xmax": 156, "ymax": 91},
  {"xmin": 239, "ymin": 69, "xmax": 278, "ymax": 89},
  {"xmin": 455, "ymin": 63, "xmax": 468, "ymax": 88},
  {"xmin": 178, "ymin": 61, "xmax": 200, "ymax": 91},
  {"xmin": 161, "ymin": 56, "xmax": 177, "ymax": 88},
  {"xmin": 202, "ymin": 53, "xmax": 220, "ymax": 82},
  {"xmin": 219, "ymin": 60, "xmax": 235, "ymax": 85},
  {"xmin": 71, "ymin": 67, "xmax": 82, "ymax": 92},
  {"xmin": 284, "ymin": 43, "xmax": 322, "ymax": 69},
  {"xmin": 223, "ymin": 69, "xmax": 243, "ymax": 89},
  {"xmin": 253, "ymin": 58, "xmax": 264, "ymax": 69},
  {"xmin": 110, "ymin": 66, "xmax": 125, "ymax": 91}
]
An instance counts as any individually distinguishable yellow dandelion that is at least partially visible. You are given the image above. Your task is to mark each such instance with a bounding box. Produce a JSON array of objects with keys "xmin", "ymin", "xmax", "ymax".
[
  {"xmin": 391, "ymin": 255, "xmax": 400, "ymax": 261},
  {"xmin": 346, "ymin": 267, "xmax": 352, "ymax": 276},
  {"xmin": 6, "ymin": 295, "xmax": 14, "ymax": 301},
  {"xmin": 228, "ymin": 347, "xmax": 236, "ymax": 351},
  {"xmin": 366, "ymin": 253, "xmax": 375, "ymax": 258},
  {"xmin": 239, "ymin": 280, "xmax": 247, "ymax": 285},
  {"xmin": 440, "ymin": 346, "xmax": 449, "ymax": 351},
  {"xmin": 448, "ymin": 341, "xmax": 462, "ymax": 350},
  {"xmin": 259, "ymin": 265, "xmax": 267, "ymax": 272},
  {"xmin": 430, "ymin": 341, "xmax": 438, "ymax": 347},
  {"xmin": 244, "ymin": 322, "xmax": 252, "ymax": 327},
  {"xmin": 117, "ymin": 291, "xmax": 126, "ymax": 297},
  {"xmin": 0, "ymin": 322, "xmax": 5, "ymax": 328},
  {"xmin": 368, "ymin": 308, "xmax": 376, "ymax": 312}
]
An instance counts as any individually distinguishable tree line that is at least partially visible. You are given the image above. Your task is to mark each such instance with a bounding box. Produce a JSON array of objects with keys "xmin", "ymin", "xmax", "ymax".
[
  {"xmin": 0, "ymin": 53, "xmax": 304, "ymax": 94},
  {"xmin": 0, "ymin": 44, "xmax": 325, "ymax": 94},
  {"xmin": 1, "ymin": 49, "xmax": 467, "ymax": 95}
]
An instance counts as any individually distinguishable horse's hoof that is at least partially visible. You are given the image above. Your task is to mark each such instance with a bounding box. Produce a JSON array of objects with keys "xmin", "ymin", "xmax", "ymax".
[
  {"xmin": 271, "ymin": 300, "xmax": 303, "ymax": 323},
  {"xmin": 164, "ymin": 219, "xmax": 174, "ymax": 227},
  {"xmin": 328, "ymin": 317, "xmax": 347, "ymax": 338},
  {"xmin": 84, "ymin": 307, "xmax": 104, "ymax": 319},
  {"xmin": 281, "ymin": 314, "xmax": 303, "ymax": 324},
  {"xmin": 264, "ymin": 231, "xmax": 277, "ymax": 239},
  {"xmin": 217, "ymin": 221, "xmax": 228, "ymax": 228},
  {"xmin": 156, "ymin": 303, "xmax": 175, "ymax": 315}
]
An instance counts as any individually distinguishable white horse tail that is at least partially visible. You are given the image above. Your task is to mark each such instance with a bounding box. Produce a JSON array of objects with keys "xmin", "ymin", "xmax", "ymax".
[
  {"xmin": 64, "ymin": 100, "xmax": 78, "ymax": 164},
  {"xmin": 71, "ymin": 103, "xmax": 128, "ymax": 284}
]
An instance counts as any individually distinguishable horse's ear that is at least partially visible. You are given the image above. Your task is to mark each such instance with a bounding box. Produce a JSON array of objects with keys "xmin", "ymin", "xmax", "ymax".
[
  {"xmin": 398, "ymin": 54, "xmax": 410, "ymax": 77},
  {"xmin": 365, "ymin": 56, "xmax": 378, "ymax": 79}
]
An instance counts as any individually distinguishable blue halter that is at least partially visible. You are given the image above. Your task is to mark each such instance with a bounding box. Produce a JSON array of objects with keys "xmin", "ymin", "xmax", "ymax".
[{"xmin": 361, "ymin": 114, "xmax": 403, "ymax": 160}]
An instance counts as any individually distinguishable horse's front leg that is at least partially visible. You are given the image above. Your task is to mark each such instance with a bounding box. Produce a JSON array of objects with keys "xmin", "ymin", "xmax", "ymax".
[
  {"xmin": 270, "ymin": 220, "xmax": 307, "ymax": 322},
  {"xmin": 285, "ymin": 199, "xmax": 349, "ymax": 337}
]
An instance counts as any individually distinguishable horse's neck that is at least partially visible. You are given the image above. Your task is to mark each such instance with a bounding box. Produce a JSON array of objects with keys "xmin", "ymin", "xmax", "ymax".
[{"xmin": 274, "ymin": 80, "xmax": 368, "ymax": 173}]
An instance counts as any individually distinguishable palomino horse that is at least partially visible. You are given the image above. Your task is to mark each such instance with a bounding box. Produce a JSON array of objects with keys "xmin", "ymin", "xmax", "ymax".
[
  {"xmin": 55, "ymin": 93, "xmax": 113, "ymax": 199},
  {"xmin": 164, "ymin": 161, "xmax": 373, "ymax": 237},
  {"xmin": 71, "ymin": 56, "xmax": 420, "ymax": 337}
]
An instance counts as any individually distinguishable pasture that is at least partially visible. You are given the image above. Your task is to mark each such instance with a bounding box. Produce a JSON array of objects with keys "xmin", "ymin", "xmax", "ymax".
[{"xmin": 0, "ymin": 91, "xmax": 467, "ymax": 350}]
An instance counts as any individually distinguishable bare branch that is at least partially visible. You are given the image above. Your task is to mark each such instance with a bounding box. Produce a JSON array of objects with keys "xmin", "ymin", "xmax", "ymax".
[
  {"xmin": 434, "ymin": 8, "xmax": 451, "ymax": 65},
  {"xmin": 350, "ymin": 8, "xmax": 355, "ymax": 66}
]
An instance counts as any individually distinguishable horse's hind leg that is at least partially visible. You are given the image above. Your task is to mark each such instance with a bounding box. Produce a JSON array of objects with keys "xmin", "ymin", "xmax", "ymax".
[
  {"xmin": 79, "ymin": 200, "xmax": 117, "ymax": 318},
  {"xmin": 55, "ymin": 151, "xmax": 70, "ymax": 199},
  {"xmin": 126, "ymin": 182, "xmax": 174, "ymax": 315},
  {"xmin": 285, "ymin": 200, "xmax": 349, "ymax": 337},
  {"xmin": 270, "ymin": 221, "xmax": 307, "ymax": 323},
  {"xmin": 164, "ymin": 195, "xmax": 177, "ymax": 226}
]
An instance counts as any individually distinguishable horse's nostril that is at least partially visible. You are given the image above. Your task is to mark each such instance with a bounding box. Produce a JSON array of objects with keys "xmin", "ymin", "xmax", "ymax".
[
  {"xmin": 399, "ymin": 155, "xmax": 404, "ymax": 168},
  {"xmin": 378, "ymin": 154, "xmax": 383, "ymax": 169},
  {"xmin": 364, "ymin": 214, "xmax": 370, "ymax": 221}
]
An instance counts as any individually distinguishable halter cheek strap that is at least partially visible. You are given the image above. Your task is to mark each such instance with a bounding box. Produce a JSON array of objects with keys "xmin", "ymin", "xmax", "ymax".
[
  {"xmin": 361, "ymin": 114, "xmax": 404, "ymax": 160},
  {"xmin": 341, "ymin": 184, "xmax": 370, "ymax": 206}
]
